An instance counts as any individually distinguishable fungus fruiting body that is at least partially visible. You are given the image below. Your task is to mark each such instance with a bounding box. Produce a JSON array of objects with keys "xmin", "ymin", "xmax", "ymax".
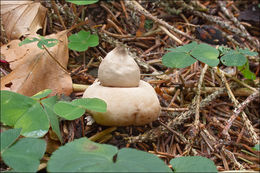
[
  {"xmin": 98, "ymin": 47, "xmax": 140, "ymax": 87},
  {"xmin": 83, "ymin": 47, "xmax": 161, "ymax": 126}
]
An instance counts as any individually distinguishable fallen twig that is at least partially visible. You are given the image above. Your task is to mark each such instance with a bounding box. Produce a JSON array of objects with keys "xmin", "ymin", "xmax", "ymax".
[
  {"xmin": 222, "ymin": 91, "xmax": 260, "ymax": 139},
  {"xmin": 127, "ymin": 85, "xmax": 230, "ymax": 143},
  {"xmin": 177, "ymin": 0, "xmax": 259, "ymax": 50},
  {"xmin": 167, "ymin": 85, "xmax": 231, "ymax": 129},
  {"xmin": 124, "ymin": 0, "xmax": 194, "ymax": 42},
  {"xmin": 218, "ymin": 1, "xmax": 258, "ymax": 49},
  {"xmin": 195, "ymin": 64, "xmax": 208, "ymax": 127},
  {"xmin": 222, "ymin": 147, "xmax": 244, "ymax": 169},
  {"xmin": 214, "ymin": 68, "xmax": 259, "ymax": 144}
]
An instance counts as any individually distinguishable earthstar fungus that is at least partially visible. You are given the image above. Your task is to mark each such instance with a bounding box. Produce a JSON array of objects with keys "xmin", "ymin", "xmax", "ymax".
[{"xmin": 83, "ymin": 47, "xmax": 161, "ymax": 126}]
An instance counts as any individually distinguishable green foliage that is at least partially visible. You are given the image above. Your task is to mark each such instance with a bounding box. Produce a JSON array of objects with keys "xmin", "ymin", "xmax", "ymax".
[
  {"xmin": 1, "ymin": 127, "xmax": 219, "ymax": 172},
  {"xmin": 218, "ymin": 46, "xmax": 257, "ymax": 67},
  {"xmin": 219, "ymin": 46, "xmax": 257, "ymax": 80},
  {"xmin": 41, "ymin": 96, "xmax": 63, "ymax": 142},
  {"xmin": 170, "ymin": 156, "xmax": 218, "ymax": 173},
  {"xmin": 115, "ymin": 148, "xmax": 171, "ymax": 172},
  {"xmin": 37, "ymin": 38, "xmax": 59, "ymax": 49},
  {"xmin": 0, "ymin": 128, "xmax": 21, "ymax": 154},
  {"xmin": 167, "ymin": 41, "xmax": 197, "ymax": 52},
  {"xmin": 1, "ymin": 133, "xmax": 219, "ymax": 172},
  {"xmin": 47, "ymin": 137, "xmax": 172, "ymax": 172},
  {"xmin": 1, "ymin": 89, "xmax": 106, "ymax": 140},
  {"xmin": 190, "ymin": 43, "xmax": 219, "ymax": 67},
  {"xmin": 53, "ymin": 98, "xmax": 107, "ymax": 120},
  {"xmin": 66, "ymin": 0, "xmax": 99, "ymax": 5},
  {"xmin": 238, "ymin": 60, "xmax": 256, "ymax": 80},
  {"xmin": 218, "ymin": 46, "xmax": 231, "ymax": 55},
  {"xmin": 0, "ymin": 90, "xmax": 61, "ymax": 139},
  {"xmin": 163, "ymin": 42, "xmax": 197, "ymax": 68},
  {"xmin": 1, "ymin": 134, "xmax": 46, "ymax": 172},
  {"xmin": 18, "ymin": 37, "xmax": 39, "ymax": 45},
  {"xmin": 252, "ymin": 143, "xmax": 260, "ymax": 151},
  {"xmin": 220, "ymin": 50, "xmax": 247, "ymax": 66},
  {"xmin": 163, "ymin": 42, "xmax": 219, "ymax": 68},
  {"xmin": 19, "ymin": 36, "xmax": 58, "ymax": 49},
  {"xmin": 31, "ymin": 89, "xmax": 52, "ymax": 99},
  {"xmin": 0, "ymin": 90, "xmax": 51, "ymax": 138},
  {"xmin": 163, "ymin": 42, "xmax": 258, "ymax": 80},
  {"xmin": 144, "ymin": 19, "xmax": 153, "ymax": 30},
  {"xmin": 238, "ymin": 48, "xmax": 258, "ymax": 56},
  {"xmin": 68, "ymin": 30, "xmax": 99, "ymax": 52},
  {"xmin": 162, "ymin": 51, "xmax": 196, "ymax": 68}
]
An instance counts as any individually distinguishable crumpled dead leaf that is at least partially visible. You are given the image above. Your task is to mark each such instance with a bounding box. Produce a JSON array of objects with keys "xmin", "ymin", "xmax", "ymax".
[
  {"xmin": 1, "ymin": 30, "xmax": 73, "ymax": 97},
  {"xmin": 1, "ymin": 0, "xmax": 47, "ymax": 40}
]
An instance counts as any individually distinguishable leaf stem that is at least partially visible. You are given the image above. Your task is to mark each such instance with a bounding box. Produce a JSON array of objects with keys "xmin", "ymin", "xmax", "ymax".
[
  {"xmin": 89, "ymin": 127, "xmax": 117, "ymax": 142},
  {"xmin": 42, "ymin": 45, "xmax": 70, "ymax": 74}
]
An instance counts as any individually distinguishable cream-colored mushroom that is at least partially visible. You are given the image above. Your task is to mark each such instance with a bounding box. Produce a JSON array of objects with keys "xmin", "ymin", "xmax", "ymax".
[
  {"xmin": 98, "ymin": 46, "xmax": 140, "ymax": 87},
  {"xmin": 83, "ymin": 46, "xmax": 161, "ymax": 126},
  {"xmin": 83, "ymin": 80, "xmax": 160, "ymax": 126}
]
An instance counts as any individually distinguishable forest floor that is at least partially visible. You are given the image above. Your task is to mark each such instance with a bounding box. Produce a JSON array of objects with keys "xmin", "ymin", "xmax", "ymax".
[{"xmin": 1, "ymin": 0, "xmax": 260, "ymax": 172}]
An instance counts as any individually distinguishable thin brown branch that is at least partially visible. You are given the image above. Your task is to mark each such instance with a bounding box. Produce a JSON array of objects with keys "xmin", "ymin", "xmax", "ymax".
[
  {"xmin": 214, "ymin": 68, "xmax": 259, "ymax": 144},
  {"xmin": 222, "ymin": 91, "xmax": 260, "ymax": 138},
  {"xmin": 195, "ymin": 64, "xmax": 208, "ymax": 127},
  {"xmin": 51, "ymin": 0, "xmax": 66, "ymax": 30},
  {"xmin": 124, "ymin": 0, "xmax": 194, "ymax": 42},
  {"xmin": 42, "ymin": 45, "xmax": 70, "ymax": 74}
]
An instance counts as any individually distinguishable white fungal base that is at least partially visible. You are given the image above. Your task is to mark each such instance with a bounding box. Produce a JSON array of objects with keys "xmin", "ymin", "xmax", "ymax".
[{"xmin": 83, "ymin": 80, "xmax": 161, "ymax": 126}]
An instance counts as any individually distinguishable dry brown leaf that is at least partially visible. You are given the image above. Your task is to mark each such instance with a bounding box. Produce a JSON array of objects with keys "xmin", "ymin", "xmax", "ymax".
[
  {"xmin": 1, "ymin": 0, "xmax": 47, "ymax": 40},
  {"xmin": 0, "ymin": 30, "xmax": 73, "ymax": 97}
]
